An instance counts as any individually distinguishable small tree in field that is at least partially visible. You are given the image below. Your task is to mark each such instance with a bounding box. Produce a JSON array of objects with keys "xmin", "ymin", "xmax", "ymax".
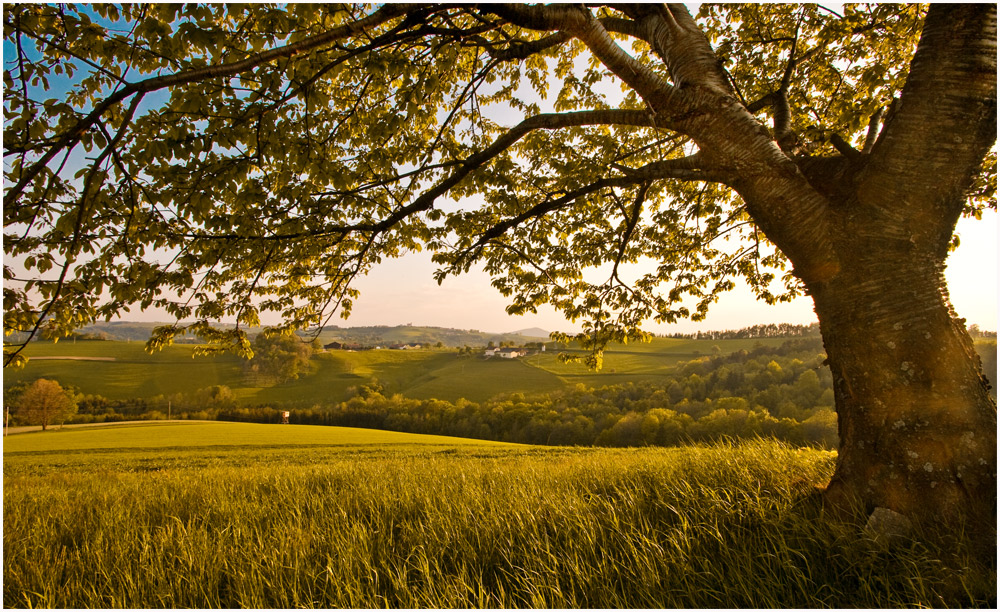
[{"xmin": 17, "ymin": 379, "xmax": 77, "ymax": 431}]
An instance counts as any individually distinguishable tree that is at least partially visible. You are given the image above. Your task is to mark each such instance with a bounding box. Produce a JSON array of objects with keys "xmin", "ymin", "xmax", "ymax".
[
  {"xmin": 16, "ymin": 379, "xmax": 77, "ymax": 430},
  {"xmin": 244, "ymin": 333, "xmax": 314, "ymax": 384},
  {"xmin": 3, "ymin": 4, "xmax": 995, "ymax": 533}
]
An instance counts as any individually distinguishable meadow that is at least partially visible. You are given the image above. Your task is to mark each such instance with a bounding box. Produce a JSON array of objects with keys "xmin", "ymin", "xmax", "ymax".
[{"xmin": 4, "ymin": 422, "xmax": 994, "ymax": 608}]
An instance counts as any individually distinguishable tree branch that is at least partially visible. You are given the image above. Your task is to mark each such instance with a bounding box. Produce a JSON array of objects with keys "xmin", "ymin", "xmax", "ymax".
[
  {"xmin": 620, "ymin": 4, "xmax": 733, "ymax": 95},
  {"xmin": 860, "ymin": 4, "xmax": 997, "ymax": 254},
  {"xmin": 861, "ymin": 106, "xmax": 885, "ymax": 154},
  {"xmin": 827, "ymin": 132, "xmax": 862, "ymax": 161},
  {"xmin": 166, "ymin": 109, "xmax": 662, "ymax": 243},
  {"xmin": 773, "ymin": 8, "xmax": 804, "ymax": 153},
  {"xmin": 482, "ymin": 4, "xmax": 676, "ymax": 106},
  {"xmin": 614, "ymin": 153, "xmax": 731, "ymax": 183},
  {"xmin": 3, "ymin": 3, "xmax": 418, "ymax": 211},
  {"xmin": 4, "ymin": 93, "xmax": 144, "ymax": 367},
  {"xmin": 612, "ymin": 182, "xmax": 651, "ymax": 281},
  {"xmin": 453, "ymin": 175, "xmax": 647, "ymax": 266}
]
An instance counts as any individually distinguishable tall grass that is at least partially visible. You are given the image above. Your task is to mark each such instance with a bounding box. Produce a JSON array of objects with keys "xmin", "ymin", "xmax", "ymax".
[{"xmin": 4, "ymin": 438, "xmax": 994, "ymax": 608}]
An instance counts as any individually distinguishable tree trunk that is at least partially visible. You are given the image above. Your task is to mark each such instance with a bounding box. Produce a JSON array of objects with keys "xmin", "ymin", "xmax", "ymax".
[
  {"xmin": 799, "ymin": 5, "xmax": 997, "ymax": 539},
  {"xmin": 807, "ymin": 244, "xmax": 996, "ymax": 533}
]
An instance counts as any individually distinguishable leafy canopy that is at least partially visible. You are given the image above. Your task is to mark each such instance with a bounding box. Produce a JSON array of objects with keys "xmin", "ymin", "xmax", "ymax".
[
  {"xmin": 13, "ymin": 377, "xmax": 78, "ymax": 428},
  {"xmin": 3, "ymin": 4, "xmax": 993, "ymax": 368}
]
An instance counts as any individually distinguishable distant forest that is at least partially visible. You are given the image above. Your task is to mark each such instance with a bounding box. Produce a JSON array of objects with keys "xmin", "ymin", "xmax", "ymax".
[{"xmin": 663, "ymin": 323, "xmax": 821, "ymax": 340}]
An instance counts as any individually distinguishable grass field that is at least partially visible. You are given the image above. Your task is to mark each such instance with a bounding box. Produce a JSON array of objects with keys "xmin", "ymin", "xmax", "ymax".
[
  {"xmin": 3, "ymin": 336, "xmax": 793, "ymax": 404},
  {"xmin": 3, "ymin": 422, "xmax": 993, "ymax": 608}
]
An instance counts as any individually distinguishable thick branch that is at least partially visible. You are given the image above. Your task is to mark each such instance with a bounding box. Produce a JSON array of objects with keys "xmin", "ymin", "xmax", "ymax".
[
  {"xmin": 827, "ymin": 133, "xmax": 862, "ymax": 161},
  {"xmin": 860, "ymin": 4, "xmax": 997, "ymax": 254},
  {"xmin": 474, "ymin": 14, "xmax": 648, "ymax": 62},
  {"xmin": 483, "ymin": 4, "xmax": 676, "ymax": 106},
  {"xmin": 620, "ymin": 4, "xmax": 732, "ymax": 95}
]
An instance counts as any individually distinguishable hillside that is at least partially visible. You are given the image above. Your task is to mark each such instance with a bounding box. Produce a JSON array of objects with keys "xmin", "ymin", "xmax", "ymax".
[
  {"xmin": 54, "ymin": 321, "xmax": 548, "ymax": 347},
  {"xmin": 310, "ymin": 324, "xmax": 545, "ymax": 348},
  {"xmin": 3, "ymin": 336, "xmax": 794, "ymax": 405}
]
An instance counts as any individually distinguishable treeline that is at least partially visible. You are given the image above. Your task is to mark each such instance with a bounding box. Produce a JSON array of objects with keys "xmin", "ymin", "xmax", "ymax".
[
  {"xmin": 183, "ymin": 339, "xmax": 837, "ymax": 448},
  {"xmin": 663, "ymin": 323, "xmax": 821, "ymax": 340}
]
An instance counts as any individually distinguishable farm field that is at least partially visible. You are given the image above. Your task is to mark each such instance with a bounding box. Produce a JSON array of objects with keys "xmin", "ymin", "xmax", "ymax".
[
  {"xmin": 3, "ymin": 422, "xmax": 992, "ymax": 608},
  {"xmin": 3, "ymin": 336, "xmax": 793, "ymax": 405}
]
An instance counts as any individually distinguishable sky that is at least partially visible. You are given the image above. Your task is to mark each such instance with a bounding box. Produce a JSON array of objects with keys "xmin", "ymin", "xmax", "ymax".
[{"xmin": 339, "ymin": 210, "xmax": 997, "ymax": 335}]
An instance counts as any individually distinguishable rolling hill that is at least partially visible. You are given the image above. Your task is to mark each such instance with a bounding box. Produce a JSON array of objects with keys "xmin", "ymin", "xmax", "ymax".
[
  {"xmin": 4, "ymin": 335, "xmax": 793, "ymax": 405},
  {"xmin": 7, "ymin": 330, "xmax": 993, "ymax": 406},
  {"xmin": 65, "ymin": 321, "xmax": 550, "ymax": 347}
]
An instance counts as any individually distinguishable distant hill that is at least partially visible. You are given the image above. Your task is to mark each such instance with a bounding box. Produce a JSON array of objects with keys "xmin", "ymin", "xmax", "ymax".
[
  {"xmin": 511, "ymin": 327, "xmax": 550, "ymax": 339},
  {"xmin": 69, "ymin": 321, "xmax": 546, "ymax": 348},
  {"xmin": 311, "ymin": 325, "xmax": 541, "ymax": 348}
]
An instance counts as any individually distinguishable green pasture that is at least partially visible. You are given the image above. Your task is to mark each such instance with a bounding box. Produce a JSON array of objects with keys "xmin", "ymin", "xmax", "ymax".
[
  {"xmin": 3, "ymin": 342, "xmax": 245, "ymax": 398},
  {"xmin": 405, "ymin": 357, "xmax": 566, "ymax": 401},
  {"xmin": 3, "ymin": 422, "xmax": 992, "ymax": 608},
  {"xmin": 1, "ymin": 421, "xmax": 515, "ymax": 455},
  {"xmin": 7, "ymin": 336, "xmax": 803, "ymax": 405}
]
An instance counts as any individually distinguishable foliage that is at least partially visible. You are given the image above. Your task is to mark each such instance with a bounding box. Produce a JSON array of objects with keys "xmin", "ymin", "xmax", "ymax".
[
  {"xmin": 663, "ymin": 322, "xmax": 820, "ymax": 340},
  {"xmin": 243, "ymin": 333, "xmax": 316, "ymax": 384},
  {"xmin": 11, "ymin": 377, "xmax": 77, "ymax": 429},
  {"xmin": 4, "ymin": 4, "xmax": 993, "ymax": 367},
  {"xmin": 4, "ymin": 428, "xmax": 993, "ymax": 608}
]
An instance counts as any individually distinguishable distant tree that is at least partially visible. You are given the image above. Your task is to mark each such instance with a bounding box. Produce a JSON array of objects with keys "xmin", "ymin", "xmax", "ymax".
[
  {"xmin": 244, "ymin": 334, "xmax": 314, "ymax": 384},
  {"xmin": 16, "ymin": 379, "xmax": 77, "ymax": 430},
  {"xmin": 192, "ymin": 385, "xmax": 237, "ymax": 409}
]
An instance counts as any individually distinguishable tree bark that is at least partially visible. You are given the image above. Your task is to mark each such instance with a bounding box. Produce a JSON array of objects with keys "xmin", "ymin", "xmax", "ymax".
[
  {"xmin": 668, "ymin": 3, "xmax": 998, "ymax": 536},
  {"xmin": 808, "ymin": 248, "xmax": 996, "ymax": 531},
  {"xmin": 798, "ymin": 4, "xmax": 998, "ymax": 540}
]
